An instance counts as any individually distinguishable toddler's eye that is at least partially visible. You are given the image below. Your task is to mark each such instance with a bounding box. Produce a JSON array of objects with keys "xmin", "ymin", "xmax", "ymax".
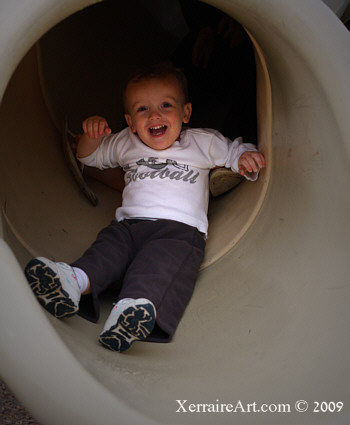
[
  {"xmin": 137, "ymin": 106, "xmax": 147, "ymax": 112},
  {"xmin": 161, "ymin": 102, "xmax": 172, "ymax": 108}
]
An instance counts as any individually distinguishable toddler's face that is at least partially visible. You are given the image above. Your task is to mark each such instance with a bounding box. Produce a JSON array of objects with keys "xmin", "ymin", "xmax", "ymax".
[{"xmin": 124, "ymin": 75, "xmax": 192, "ymax": 150}]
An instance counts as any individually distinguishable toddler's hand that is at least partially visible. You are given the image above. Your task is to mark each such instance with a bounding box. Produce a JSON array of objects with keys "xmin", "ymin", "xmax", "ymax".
[
  {"xmin": 82, "ymin": 116, "xmax": 111, "ymax": 139},
  {"xmin": 238, "ymin": 151, "xmax": 266, "ymax": 177}
]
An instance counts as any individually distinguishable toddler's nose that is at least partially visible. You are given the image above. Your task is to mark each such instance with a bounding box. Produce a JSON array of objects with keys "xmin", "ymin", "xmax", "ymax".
[{"xmin": 149, "ymin": 109, "xmax": 161, "ymax": 120}]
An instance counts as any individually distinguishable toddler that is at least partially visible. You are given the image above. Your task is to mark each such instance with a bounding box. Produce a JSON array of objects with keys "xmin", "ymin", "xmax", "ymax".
[{"xmin": 25, "ymin": 63, "xmax": 265, "ymax": 352}]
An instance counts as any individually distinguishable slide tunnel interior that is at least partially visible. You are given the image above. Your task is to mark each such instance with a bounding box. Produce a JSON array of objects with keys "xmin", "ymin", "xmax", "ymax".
[{"xmin": 0, "ymin": 1, "xmax": 350, "ymax": 425}]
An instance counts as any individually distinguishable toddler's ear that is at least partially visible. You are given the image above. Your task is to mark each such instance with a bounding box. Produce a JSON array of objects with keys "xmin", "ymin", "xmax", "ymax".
[
  {"xmin": 183, "ymin": 103, "xmax": 192, "ymax": 124},
  {"xmin": 125, "ymin": 114, "xmax": 137, "ymax": 133}
]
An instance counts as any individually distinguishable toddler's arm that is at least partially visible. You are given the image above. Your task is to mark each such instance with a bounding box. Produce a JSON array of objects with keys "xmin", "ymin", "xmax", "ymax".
[{"xmin": 76, "ymin": 116, "xmax": 112, "ymax": 158}]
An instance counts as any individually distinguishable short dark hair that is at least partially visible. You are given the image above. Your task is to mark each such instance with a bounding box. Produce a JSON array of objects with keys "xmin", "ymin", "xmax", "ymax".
[{"xmin": 123, "ymin": 62, "xmax": 190, "ymax": 112}]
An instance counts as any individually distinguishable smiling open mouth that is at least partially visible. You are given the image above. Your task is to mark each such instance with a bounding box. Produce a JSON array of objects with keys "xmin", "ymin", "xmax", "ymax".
[{"xmin": 149, "ymin": 125, "xmax": 167, "ymax": 136}]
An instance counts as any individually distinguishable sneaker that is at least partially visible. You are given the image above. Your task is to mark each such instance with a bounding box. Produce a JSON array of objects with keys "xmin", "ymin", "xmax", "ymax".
[
  {"xmin": 99, "ymin": 298, "xmax": 156, "ymax": 352},
  {"xmin": 24, "ymin": 257, "xmax": 80, "ymax": 319},
  {"xmin": 209, "ymin": 167, "xmax": 244, "ymax": 197}
]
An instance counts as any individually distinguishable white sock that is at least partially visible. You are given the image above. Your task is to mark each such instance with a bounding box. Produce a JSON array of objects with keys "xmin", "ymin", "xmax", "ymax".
[{"xmin": 72, "ymin": 267, "xmax": 89, "ymax": 293}]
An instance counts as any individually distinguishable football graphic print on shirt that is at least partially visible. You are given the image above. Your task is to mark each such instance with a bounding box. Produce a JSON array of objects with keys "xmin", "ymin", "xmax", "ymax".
[{"xmin": 124, "ymin": 157, "xmax": 199, "ymax": 185}]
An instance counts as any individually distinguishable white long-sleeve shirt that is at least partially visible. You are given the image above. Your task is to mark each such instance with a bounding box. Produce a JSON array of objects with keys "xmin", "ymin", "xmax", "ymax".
[{"xmin": 79, "ymin": 127, "xmax": 258, "ymax": 235}]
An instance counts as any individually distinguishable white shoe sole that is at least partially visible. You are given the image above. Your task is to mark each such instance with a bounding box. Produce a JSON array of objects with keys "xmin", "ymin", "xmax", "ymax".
[
  {"xmin": 99, "ymin": 300, "xmax": 156, "ymax": 352},
  {"xmin": 25, "ymin": 258, "xmax": 79, "ymax": 319}
]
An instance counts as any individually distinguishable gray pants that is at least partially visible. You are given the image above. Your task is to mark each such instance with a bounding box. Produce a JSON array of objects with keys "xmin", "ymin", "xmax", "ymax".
[{"xmin": 72, "ymin": 219, "xmax": 206, "ymax": 342}]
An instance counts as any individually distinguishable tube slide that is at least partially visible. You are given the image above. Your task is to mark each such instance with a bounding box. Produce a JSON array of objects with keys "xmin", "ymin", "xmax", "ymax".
[{"xmin": 0, "ymin": 1, "xmax": 350, "ymax": 424}]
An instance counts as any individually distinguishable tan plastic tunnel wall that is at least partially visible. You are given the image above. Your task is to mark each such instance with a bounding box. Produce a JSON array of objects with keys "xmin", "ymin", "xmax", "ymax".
[{"xmin": 0, "ymin": 1, "xmax": 350, "ymax": 424}]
